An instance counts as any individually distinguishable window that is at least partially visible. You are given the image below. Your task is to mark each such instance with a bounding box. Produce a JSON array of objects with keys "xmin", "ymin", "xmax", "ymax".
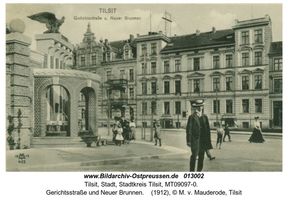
[
  {"xmin": 142, "ymin": 82, "xmax": 147, "ymax": 95},
  {"xmin": 193, "ymin": 57, "xmax": 200, "ymax": 71},
  {"xmin": 175, "ymin": 80, "xmax": 181, "ymax": 95},
  {"xmin": 243, "ymin": 122, "xmax": 249, "ymax": 128},
  {"xmin": 60, "ymin": 61, "xmax": 63, "ymax": 69},
  {"xmin": 242, "ymin": 99, "xmax": 249, "ymax": 113},
  {"xmin": 213, "ymin": 77, "xmax": 220, "ymax": 91},
  {"xmin": 254, "ymin": 75, "xmax": 262, "ymax": 90},
  {"xmin": 164, "ymin": 60, "xmax": 170, "ymax": 73},
  {"xmin": 226, "ymin": 100, "xmax": 233, "ymax": 113},
  {"xmin": 151, "ymin": 82, "xmax": 157, "ymax": 95},
  {"xmin": 129, "ymin": 69, "xmax": 134, "ymax": 82},
  {"xmin": 124, "ymin": 47, "xmax": 129, "ymax": 59},
  {"xmin": 242, "ymin": 52, "xmax": 249, "ymax": 66},
  {"xmin": 194, "ymin": 79, "xmax": 200, "ymax": 93},
  {"xmin": 120, "ymin": 70, "xmax": 125, "ymax": 79},
  {"xmin": 213, "ymin": 55, "xmax": 220, "ymax": 69},
  {"xmin": 164, "ymin": 81, "xmax": 170, "ymax": 94},
  {"xmin": 151, "ymin": 101, "xmax": 157, "ymax": 115},
  {"xmin": 274, "ymin": 79, "xmax": 282, "ymax": 93},
  {"xmin": 80, "ymin": 56, "xmax": 85, "ymax": 66},
  {"xmin": 141, "ymin": 44, "xmax": 147, "ymax": 56},
  {"xmin": 255, "ymin": 99, "xmax": 262, "ymax": 113},
  {"xmin": 273, "ymin": 58, "xmax": 282, "ymax": 71},
  {"xmin": 142, "ymin": 63, "xmax": 147, "ymax": 74},
  {"xmin": 106, "ymin": 51, "xmax": 111, "ymax": 61},
  {"xmin": 151, "ymin": 62, "xmax": 157, "ymax": 74},
  {"xmin": 44, "ymin": 54, "xmax": 48, "ymax": 68},
  {"xmin": 175, "ymin": 59, "xmax": 181, "ymax": 72},
  {"xmin": 142, "ymin": 102, "xmax": 147, "ymax": 115},
  {"xmin": 242, "ymin": 76, "xmax": 249, "ymax": 90},
  {"xmin": 164, "ymin": 102, "xmax": 170, "ymax": 115},
  {"xmin": 226, "ymin": 77, "xmax": 232, "ymax": 91},
  {"xmin": 50, "ymin": 56, "xmax": 54, "ymax": 68},
  {"xmin": 226, "ymin": 54, "xmax": 233, "ymax": 68},
  {"xmin": 213, "ymin": 100, "xmax": 220, "ymax": 114},
  {"xmin": 175, "ymin": 101, "xmax": 181, "ymax": 115},
  {"xmin": 129, "ymin": 88, "xmax": 134, "ymax": 98},
  {"xmin": 92, "ymin": 54, "xmax": 97, "ymax": 65},
  {"xmin": 255, "ymin": 51, "xmax": 262, "ymax": 65},
  {"xmin": 254, "ymin": 29, "xmax": 263, "ymax": 44},
  {"xmin": 106, "ymin": 71, "xmax": 112, "ymax": 80},
  {"xmin": 55, "ymin": 58, "xmax": 59, "ymax": 69},
  {"xmin": 151, "ymin": 43, "xmax": 157, "ymax": 55},
  {"xmin": 241, "ymin": 31, "xmax": 249, "ymax": 45}
]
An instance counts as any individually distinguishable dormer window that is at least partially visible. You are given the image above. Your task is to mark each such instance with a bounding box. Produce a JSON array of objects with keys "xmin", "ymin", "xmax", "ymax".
[
  {"xmin": 106, "ymin": 51, "xmax": 111, "ymax": 61},
  {"xmin": 124, "ymin": 45, "xmax": 130, "ymax": 60}
]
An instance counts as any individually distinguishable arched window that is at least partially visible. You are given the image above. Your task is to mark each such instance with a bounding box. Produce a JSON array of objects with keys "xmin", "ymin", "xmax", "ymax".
[{"xmin": 46, "ymin": 85, "xmax": 69, "ymax": 136}]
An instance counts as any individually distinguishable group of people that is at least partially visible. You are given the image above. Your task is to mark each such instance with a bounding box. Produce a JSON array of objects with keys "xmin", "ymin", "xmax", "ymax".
[
  {"xmin": 186, "ymin": 99, "xmax": 265, "ymax": 172},
  {"xmin": 112, "ymin": 116, "xmax": 163, "ymax": 147},
  {"xmin": 112, "ymin": 117, "xmax": 136, "ymax": 146}
]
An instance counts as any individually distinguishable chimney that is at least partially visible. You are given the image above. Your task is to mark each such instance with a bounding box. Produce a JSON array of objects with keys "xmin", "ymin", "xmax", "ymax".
[
  {"xmin": 212, "ymin": 27, "xmax": 216, "ymax": 33},
  {"xmin": 196, "ymin": 29, "xmax": 200, "ymax": 36},
  {"xmin": 104, "ymin": 39, "xmax": 108, "ymax": 45},
  {"xmin": 136, "ymin": 33, "xmax": 140, "ymax": 37},
  {"xmin": 129, "ymin": 34, "xmax": 134, "ymax": 41}
]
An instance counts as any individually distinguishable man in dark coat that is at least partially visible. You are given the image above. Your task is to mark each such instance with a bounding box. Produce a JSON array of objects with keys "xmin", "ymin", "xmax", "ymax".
[{"xmin": 186, "ymin": 99, "xmax": 213, "ymax": 172}]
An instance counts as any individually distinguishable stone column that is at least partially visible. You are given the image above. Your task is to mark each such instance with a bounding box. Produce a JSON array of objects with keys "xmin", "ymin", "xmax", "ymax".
[{"xmin": 6, "ymin": 19, "xmax": 32, "ymax": 149}]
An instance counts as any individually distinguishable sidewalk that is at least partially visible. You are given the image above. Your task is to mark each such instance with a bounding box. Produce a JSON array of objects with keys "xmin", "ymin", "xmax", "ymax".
[{"xmin": 6, "ymin": 139, "xmax": 187, "ymax": 171}]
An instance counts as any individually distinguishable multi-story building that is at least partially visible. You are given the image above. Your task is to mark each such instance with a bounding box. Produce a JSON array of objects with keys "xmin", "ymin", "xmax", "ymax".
[
  {"xmin": 75, "ymin": 15, "xmax": 281, "ymax": 130},
  {"xmin": 75, "ymin": 24, "xmax": 137, "ymax": 126},
  {"xmin": 268, "ymin": 41, "xmax": 282, "ymax": 128}
]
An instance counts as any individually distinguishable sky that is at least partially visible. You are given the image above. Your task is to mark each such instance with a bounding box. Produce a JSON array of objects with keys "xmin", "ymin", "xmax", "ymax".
[{"xmin": 6, "ymin": 4, "xmax": 282, "ymax": 49}]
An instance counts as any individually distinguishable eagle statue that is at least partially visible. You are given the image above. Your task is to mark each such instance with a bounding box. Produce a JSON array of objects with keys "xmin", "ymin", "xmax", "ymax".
[{"xmin": 28, "ymin": 12, "xmax": 65, "ymax": 33}]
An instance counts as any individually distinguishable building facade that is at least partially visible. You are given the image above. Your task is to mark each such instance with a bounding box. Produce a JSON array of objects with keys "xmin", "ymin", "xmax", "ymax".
[{"xmin": 75, "ymin": 15, "xmax": 282, "ymax": 130}]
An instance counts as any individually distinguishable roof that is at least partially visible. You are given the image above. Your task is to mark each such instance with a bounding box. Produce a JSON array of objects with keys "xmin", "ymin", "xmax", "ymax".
[
  {"xmin": 108, "ymin": 39, "xmax": 137, "ymax": 59},
  {"xmin": 269, "ymin": 41, "xmax": 282, "ymax": 55},
  {"xmin": 161, "ymin": 29, "xmax": 234, "ymax": 53}
]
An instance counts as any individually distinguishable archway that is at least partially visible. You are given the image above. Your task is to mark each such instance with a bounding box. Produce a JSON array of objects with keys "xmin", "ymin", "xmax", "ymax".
[
  {"xmin": 78, "ymin": 87, "xmax": 96, "ymax": 134},
  {"xmin": 46, "ymin": 85, "xmax": 70, "ymax": 136}
]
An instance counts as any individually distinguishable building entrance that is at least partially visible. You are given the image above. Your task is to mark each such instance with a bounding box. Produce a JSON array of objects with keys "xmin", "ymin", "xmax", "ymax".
[{"xmin": 273, "ymin": 101, "xmax": 282, "ymax": 127}]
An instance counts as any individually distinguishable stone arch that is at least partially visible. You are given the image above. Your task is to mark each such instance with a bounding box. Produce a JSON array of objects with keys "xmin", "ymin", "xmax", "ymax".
[
  {"xmin": 34, "ymin": 78, "xmax": 75, "ymax": 137},
  {"xmin": 74, "ymin": 80, "xmax": 99, "ymax": 136}
]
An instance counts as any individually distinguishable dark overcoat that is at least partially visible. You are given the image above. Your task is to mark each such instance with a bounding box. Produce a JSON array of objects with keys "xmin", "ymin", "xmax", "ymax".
[{"xmin": 186, "ymin": 113, "xmax": 213, "ymax": 151}]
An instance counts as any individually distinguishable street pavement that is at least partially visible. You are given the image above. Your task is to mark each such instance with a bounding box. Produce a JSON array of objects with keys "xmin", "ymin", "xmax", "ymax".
[{"xmin": 6, "ymin": 128, "xmax": 282, "ymax": 172}]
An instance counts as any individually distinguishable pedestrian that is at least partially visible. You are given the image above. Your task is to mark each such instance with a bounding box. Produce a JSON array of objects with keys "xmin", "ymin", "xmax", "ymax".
[
  {"xmin": 114, "ymin": 121, "xmax": 124, "ymax": 146},
  {"xmin": 216, "ymin": 122, "xmax": 224, "ymax": 149},
  {"xmin": 186, "ymin": 99, "xmax": 214, "ymax": 172},
  {"xmin": 112, "ymin": 116, "xmax": 119, "ymax": 142},
  {"xmin": 129, "ymin": 119, "xmax": 136, "ymax": 140},
  {"xmin": 249, "ymin": 116, "xmax": 265, "ymax": 143},
  {"xmin": 223, "ymin": 124, "xmax": 231, "ymax": 142},
  {"xmin": 154, "ymin": 120, "xmax": 161, "ymax": 146}
]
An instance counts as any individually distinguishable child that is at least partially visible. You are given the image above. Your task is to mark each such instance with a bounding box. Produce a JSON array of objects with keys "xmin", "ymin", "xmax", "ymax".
[
  {"xmin": 114, "ymin": 121, "xmax": 124, "ymax": 146},
  {"xmin": 223, "ymin": 124, "xmax": 231, "ymax": 142},
  {"xmin": 216, "ymin": 122, "xmax": 224, "ymax": 149}
]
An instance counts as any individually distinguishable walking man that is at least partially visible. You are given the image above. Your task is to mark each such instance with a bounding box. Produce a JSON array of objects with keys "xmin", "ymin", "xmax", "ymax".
[{"xmin": 186, "ymin": 99, "xmax": 213, "ymax": 171}]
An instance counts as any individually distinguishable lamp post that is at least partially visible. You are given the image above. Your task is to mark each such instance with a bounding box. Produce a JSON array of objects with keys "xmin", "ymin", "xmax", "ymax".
[
  {"xmin": 107, "ymin": 88, "xmax": 111, "ymax": 136},
  {"xmin": 215, "ymin": 87, "xmax": 219, "ymax": 124}
]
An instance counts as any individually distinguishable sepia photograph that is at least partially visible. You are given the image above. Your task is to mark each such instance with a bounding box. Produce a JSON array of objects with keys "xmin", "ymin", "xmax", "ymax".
[{"xmin": 5, "ymin": 3, "xmax": 282, "ymax": 172}]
